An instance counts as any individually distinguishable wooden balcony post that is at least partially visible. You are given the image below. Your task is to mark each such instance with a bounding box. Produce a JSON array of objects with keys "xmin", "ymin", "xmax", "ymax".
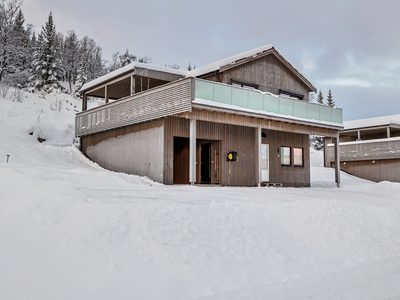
[
  {"xmin": 257, "ymin": 127, "xmax": 262, "ymax": 186},
  {"xmin": 130, "ymin": 76, "xmax": 135, "ymax": 95},
  {"xmin": 334, "ymin": 134, "xmax": 340, "ymax": 187},
  {"xmin": 387, "ymin": 127, "xmax": 391, "ymax": 138},
  {"xmin": 82, "ymin": 92, "xmax": 87, "ymax": 111},
  {"xmin": 189, "ymin": 119, "xmax": 196, "ymax": 184},
  {"xmin": 357, "ymin": 130, "xmax": 361, "ymax": 141},
  {"xmin": 105, "ymin": 85, "xmax": 109, "ymax": 104}
]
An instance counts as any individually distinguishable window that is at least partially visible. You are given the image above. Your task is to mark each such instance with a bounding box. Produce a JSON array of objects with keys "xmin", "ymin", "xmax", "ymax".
[
  {"xmin": 293, "ymin": 147, "xmax": 304, "ymax": 167},
  {"xmin": 280, "ymin": 146, "xmax": 291, "ymax": 166},
  {"xmin": 231, "ymin": 79, "xmax": 259, "ymax": 90},
  {"xmin": 279, "ymin": 89, "xmax": 304, "ymax": 100}
]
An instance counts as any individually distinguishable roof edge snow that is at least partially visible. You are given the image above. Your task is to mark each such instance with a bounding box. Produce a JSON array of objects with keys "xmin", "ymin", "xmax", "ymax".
[
  {"xmin": 80, "ymin": 62, "xmax": 187, "ymax": 92},
  {"xmin": 343, "ymin": 114, "xmax": 400, "ymax": 131}
]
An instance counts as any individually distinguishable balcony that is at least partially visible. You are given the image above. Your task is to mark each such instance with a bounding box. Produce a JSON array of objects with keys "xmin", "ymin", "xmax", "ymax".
[
  {"xmin": 326, "ymin": 137, "xmax": 400, "ymax": 162},
  {"xmin": 194, "ymin": 79, "xmax": 343, "ymax": 125},
  {"xmin": 76, "ymin": 78, "xmax": 343, "ymax": 137}
]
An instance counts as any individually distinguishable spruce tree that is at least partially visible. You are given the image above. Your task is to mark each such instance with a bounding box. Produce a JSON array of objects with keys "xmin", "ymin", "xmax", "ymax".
[
  {"xmin": 187, "ymin": 62, "xmax": 192, "ymax": 71},
  {"xmin": 316, "ymin": 89, "xmax": 324, "ymax": 104},
  {"xmin": 29, "ymin": 11, "xmax": 62, "ymax": 91},
  {"xmin": 327, "ymin": 89, "xmax": 335, "ymax": 107}
]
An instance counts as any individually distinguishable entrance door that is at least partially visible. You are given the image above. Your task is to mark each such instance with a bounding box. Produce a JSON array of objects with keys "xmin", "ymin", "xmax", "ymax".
[
  {"xmin": 173, "ymin": 137, "xmax": 189, "ymax": 184},
  {"xmin": 200, "ymin": 143, "xmax": 211, "ymax": 183},
  {"xmin": 261, "ymin": 144, "xmax": 269, "ymax": 182}
]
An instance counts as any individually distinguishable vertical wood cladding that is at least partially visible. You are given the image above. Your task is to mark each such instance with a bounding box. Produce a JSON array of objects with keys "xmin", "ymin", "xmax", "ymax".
[
  {"xmin": 339, "ymin": 159, "xmax": 400, "ymax": 183},
  {"xmin": 262, "ymin": 130, "xmax": 310, "ymax": 187},
  {"xmin": 199, "ymin": 54, "xmax": 310, "ymax": 101},
  {"xmin": 164, "ymin": 116, "xmax": 310, "ymax": 187}
]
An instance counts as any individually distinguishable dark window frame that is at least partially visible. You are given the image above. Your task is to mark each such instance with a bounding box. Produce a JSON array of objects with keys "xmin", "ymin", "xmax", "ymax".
[
  {"xmin": 293, "ymin": 147, "xmax": 304, "ymax": 167},
  {"xmin": 280, "ymin": 146, "xmax": 292, "ymax": 167},
  {"xmin": 231, "ymin": 79, "xmax": 259, "ymax": 89},
  {"xmin": 279, "ymin": 89, "xmax": 304, "ymax": 100}
]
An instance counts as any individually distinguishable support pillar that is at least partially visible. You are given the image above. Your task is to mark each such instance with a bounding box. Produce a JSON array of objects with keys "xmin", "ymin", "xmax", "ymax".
[
  {"xmin": 387, "ymin": 127, "xmax": 391, "ymax": 138},
  {"xmin": 257, "ymin": 127, "xmax": 262, "ymax": 187},
  {"xmin": 357, "ymin": 130, "xmax": 361, "ymax": 141},
  {"xmin": 82, "ymin": 92, "xmax": 87, "ymax": 111},
  {"xmin": 130, "ymin": 76, "xmax": 135, "ymax": 95},
  {"xmin": 334, "ymin": 134, "xmax": 340, "ymax": 187},
  {"xmin": 105, "ymin": 85, "xmax": 109, "ymax": 104},
  {"xmin": 189, "ymin": 119, "xmax": 196, "ymax": 185}
]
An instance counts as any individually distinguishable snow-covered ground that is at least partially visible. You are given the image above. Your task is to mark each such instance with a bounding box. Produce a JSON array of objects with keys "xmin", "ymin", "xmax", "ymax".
[{"xmin": 1, "ymin": 89, "xmax": 400, "ymax": 300}]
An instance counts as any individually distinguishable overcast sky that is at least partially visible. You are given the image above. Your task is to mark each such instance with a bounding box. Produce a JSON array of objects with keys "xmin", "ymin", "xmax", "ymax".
[{"xmin": 22, "ymin": 0, "xmax": 400, "ymax": 121}]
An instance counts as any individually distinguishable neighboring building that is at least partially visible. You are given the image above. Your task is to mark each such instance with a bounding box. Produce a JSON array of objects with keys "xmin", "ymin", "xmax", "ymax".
[
  {"xmin": 75, "ymin": 45, "xmax": 343, "ymax": 187},
  {"xmin": 325, "ymin": 114, "xmax": 400, "ymax": 183}
]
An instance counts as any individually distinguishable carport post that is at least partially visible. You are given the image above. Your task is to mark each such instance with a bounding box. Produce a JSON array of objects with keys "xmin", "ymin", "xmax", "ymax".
[
  {"xmin": 334, "ymin": 134, "xmax": 340, "ymax": 187},
  {"xmin": 189, "ymin": 119, "xmax": 196, "ymax": 185}
]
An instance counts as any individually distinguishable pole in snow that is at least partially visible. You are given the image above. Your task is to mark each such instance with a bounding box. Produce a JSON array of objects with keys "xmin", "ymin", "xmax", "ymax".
[{"xmin": 6, "ymin": 154, "xmax": 10, "ymax": 163}]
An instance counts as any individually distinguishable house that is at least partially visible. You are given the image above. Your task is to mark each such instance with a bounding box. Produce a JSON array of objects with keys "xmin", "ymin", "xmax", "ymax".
[
  {"xmin": 75, "ymin": 45, "xmax": 344, "ymax": 187},
  {"xmin": 325, "ymin": 114, "xmax": 400, "ymax": 183}
]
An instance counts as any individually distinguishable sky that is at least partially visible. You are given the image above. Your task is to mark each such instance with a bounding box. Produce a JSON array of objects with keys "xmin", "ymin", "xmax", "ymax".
[{"xmin": 21, "ymin": 0, "xmax": 400, "ymax": 121}]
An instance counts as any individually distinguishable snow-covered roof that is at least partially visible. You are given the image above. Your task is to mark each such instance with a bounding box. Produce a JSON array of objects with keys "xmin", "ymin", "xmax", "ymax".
[
  {"xmin": 186, "ymin": 44, "xmax": 274, "ymax": 77},
  {"xmin": 81, "ymin": 44, "xmax": 316, "ymax": 93},
  {"xmin": 80, "ymin": 62, "xmax": 187, "ymax": 92},
  {"xmin": 343, "ymin": 114, "xmax": 400, "ymax": 131}
]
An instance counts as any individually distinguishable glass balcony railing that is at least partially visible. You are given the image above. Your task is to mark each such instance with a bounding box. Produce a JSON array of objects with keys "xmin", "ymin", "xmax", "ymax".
[{"xmin": 194, "ymin": 79, "xmax": 343, "ymax": 124}]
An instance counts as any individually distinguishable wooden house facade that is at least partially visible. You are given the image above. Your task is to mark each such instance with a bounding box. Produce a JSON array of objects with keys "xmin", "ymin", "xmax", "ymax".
[
  {"xmin": 76, "ymin": 45, "xmax": 344, "ymax": 187},
  {"xmin": 325, "ymin": 115, "xmax": 400, "ymax": 183}
]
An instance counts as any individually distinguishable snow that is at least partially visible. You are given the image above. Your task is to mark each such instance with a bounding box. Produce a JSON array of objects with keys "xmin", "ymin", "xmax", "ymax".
[
  {"xmin": 343, "ymin": 114, "xmax": 400, "ymax": 130},
  {"xmin": 327, "ymin": 136, "xmax": 400, "ymax": 146},
  {"xmin": 81, "ymin": 45, "xmax": 317, "ymax": 95},
  {"xmin": 1, "ymin": 89, "xmax": 400, "ymax": 299},
  {"xmin": 186, "ymin": 44, "xmax": 274, "ymax": 77},
  {"xmin": 80, "ymin": 62, "xmax": 187, "ymax": 92},
  {"xmin": 193, "ymin": 98, "xmax": 344, "ymax": 128}
]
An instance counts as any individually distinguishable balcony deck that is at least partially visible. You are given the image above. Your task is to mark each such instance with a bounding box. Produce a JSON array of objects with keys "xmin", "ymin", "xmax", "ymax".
[
  {"xmin": 75, "ymin": 78, "xmax": 343, "ymax": 137},
  {"xmin": 326, "ymin": 137, "xmax": 400, "ymax": 162}
]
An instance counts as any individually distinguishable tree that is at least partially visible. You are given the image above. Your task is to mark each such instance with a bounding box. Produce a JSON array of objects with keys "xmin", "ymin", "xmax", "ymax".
[
  {"xmin": 63, "ymin": 30, "xmax": 79, "ymax": 91},
  {"xmin": 311, "ymin": 89, "xmax": 325, "ymax": 150},
  {"xmin": 165, "ymin": 63, "xmax": 180, "ymax": 69},
  {"xmin": 29, "ymin": 11, "xmax": 62, "ymax": 91},
  {"xmin": 327, "ymin": 89, "xmax": 335, "ymax": 107},
  {"xmin": 119, "ymin": 49, "xmax": 136, "ymax": 67},
  {"xmin": 0, "ymin": 0, "xmax": 23, "ymax": 81},
  {"xmin": 316, "ymin": 89, "xmax": 324, "ymax": 104},
  {"xmin": 137, "ymin": 56, "xmax": 152, "ymax": 64},
  {"xmin": 187, "ymin": 62, "xmax": 192, "ymax": 71}
]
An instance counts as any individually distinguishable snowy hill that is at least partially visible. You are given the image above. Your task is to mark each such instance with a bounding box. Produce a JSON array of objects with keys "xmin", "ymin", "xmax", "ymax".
[{"xmin": 1, "ymin": 88, "xmax": 400, "ymax": 300}]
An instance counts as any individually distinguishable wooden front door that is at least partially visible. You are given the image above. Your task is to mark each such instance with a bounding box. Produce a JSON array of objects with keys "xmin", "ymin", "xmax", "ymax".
[{"xmin": 198, "ymin": 140, "xmax": 220, "ymax": 184}]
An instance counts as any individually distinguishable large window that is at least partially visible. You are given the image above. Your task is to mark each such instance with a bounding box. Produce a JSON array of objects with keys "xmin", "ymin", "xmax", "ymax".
[
  {"xmin": 293, "ymin": 147, "xmax": 304, "ymax": 167},
  {"xmin": 280, "ymin": 146, "xmax": 291, "ymax": 166}
]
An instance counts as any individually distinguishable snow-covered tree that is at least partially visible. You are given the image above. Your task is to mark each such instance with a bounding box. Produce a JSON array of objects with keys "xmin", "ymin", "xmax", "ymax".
[
  {"xmin": 119, "ymin": 49, "xmax": 136, "ymax": 67},
  {"xmin": 327, "ymin": 89, "xmax": 335, "ymax": 107},
  {"xmin": 63, "ymin": 30, "xmax": 79, "ymax": 91},
  {"xmin": 137, "ymin": 56, "xmax": 152, "ymax": 64},
  {"xmin": 0, "ymin": 0, "xmax": 23, "ymax": 81},
  {"xmin": 29, "ymin": 11, "xmax": 62, "ymax": 91},
  {"xmin": 165, "ymin": 63, "xmax": 180, "ymax": 69},
  {"xmin": 74, "ymin": 62, "xmax": 87, "ymax": 95}
]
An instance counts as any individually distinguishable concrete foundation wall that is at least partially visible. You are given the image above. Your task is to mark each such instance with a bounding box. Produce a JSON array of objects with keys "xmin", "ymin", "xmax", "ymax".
[{"xmin": 84, "ymin": 122, "xmax": 164, "ymax": 183}]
